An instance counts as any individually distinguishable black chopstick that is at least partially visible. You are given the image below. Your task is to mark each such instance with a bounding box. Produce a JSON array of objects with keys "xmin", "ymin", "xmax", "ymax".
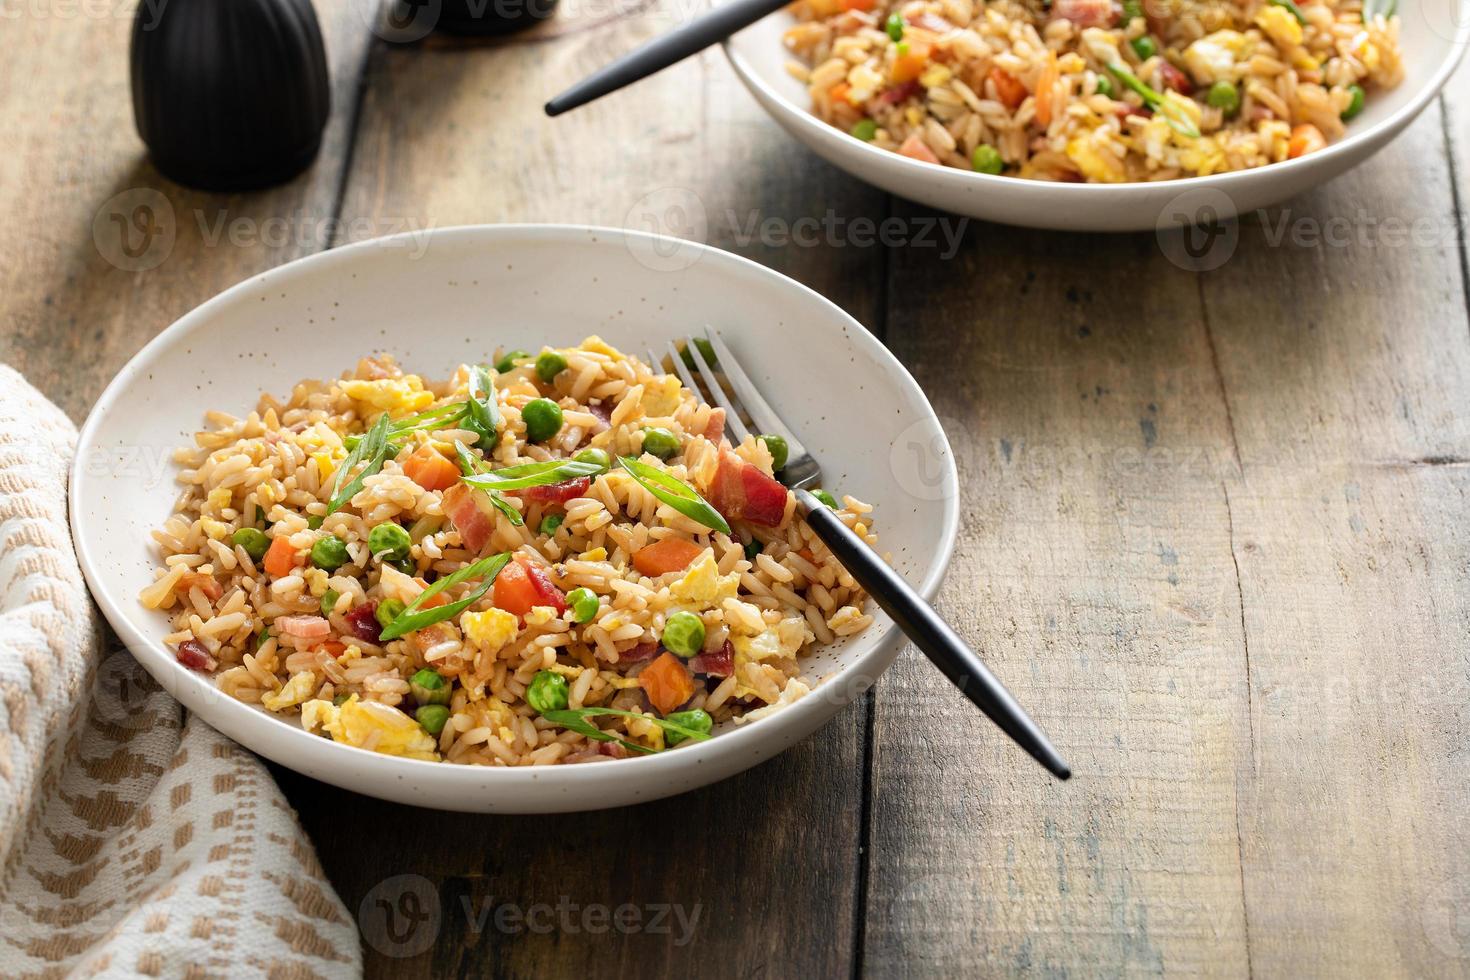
[
  {"xmin": 796, "ymin": 489, "xmax": 1072, "ymax": 780},
  {"xmin": 545, "ymin": 0, "xmax": 791, "ymax": 116}
]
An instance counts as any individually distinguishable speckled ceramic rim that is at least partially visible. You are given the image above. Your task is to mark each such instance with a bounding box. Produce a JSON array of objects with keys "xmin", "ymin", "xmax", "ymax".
[{"xmin": 70, "ymin": 224, "xmax": 959, "ymax": 813}]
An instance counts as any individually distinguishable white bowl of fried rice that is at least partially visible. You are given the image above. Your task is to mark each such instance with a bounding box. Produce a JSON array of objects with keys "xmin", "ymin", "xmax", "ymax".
[
  {"xmin": 724, "ymin": 0, "xmax": 1470, "ymax": 229},
  {"xmin": 70, "ymin": 225, "xmax": 958, "ymax": 813}
]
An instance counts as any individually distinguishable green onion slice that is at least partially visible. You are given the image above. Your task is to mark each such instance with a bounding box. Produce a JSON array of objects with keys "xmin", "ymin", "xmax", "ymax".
[
  {"xmin": 1268, "ymin": 0, "xmax": 1308, "ymax": 24},
  {"xmin": 327, "ymin": 413, "xmax": 394, "ymax": 515},
  {"xmin": 540, "ymin": 706, "xmax": 714, "ymax": 754},
  {"xmin": 453, "ymin": 441, "xmax": 524, "ymax": 527},
  {"xmin": 462, "ymin": 457, "xmax": 609, "ymax": 492},
  {"xmin": 465, "ymin": 365, "xmax": 500, "ymax": 448},
  {"xmin": 616, "ymin": 456, "xmax": 731, "ymax": 535},
  {"xmin": 1107, "ymin": 62, "xmax": 1201, "ymax": 139},
  {"xmin": 378, "ymin": 552, "xmax": 511, "ymax": 641}
]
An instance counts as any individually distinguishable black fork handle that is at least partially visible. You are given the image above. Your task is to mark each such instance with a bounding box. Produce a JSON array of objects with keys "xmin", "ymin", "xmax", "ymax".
[{"xmin": 795, "ymin": 489, "xmax": 1071, "ymax": 780}]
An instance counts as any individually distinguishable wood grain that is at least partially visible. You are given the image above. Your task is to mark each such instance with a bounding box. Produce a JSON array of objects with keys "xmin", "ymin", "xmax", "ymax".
[
  {"xmin": 0, "ymin": 0, "xmax": 374, "ymax": 423},
  {"xmin": 305, "ymin": 5, "xmax": 890, "ymax": 977}
]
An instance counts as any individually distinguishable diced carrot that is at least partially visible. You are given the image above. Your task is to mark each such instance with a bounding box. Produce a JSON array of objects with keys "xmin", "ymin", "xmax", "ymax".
[
  {"xmin": 633, "ymin": 539, "xmax": 705, "ymax": 577},
  {"xmin": 989, "ymin": 67, "xmax": 1027, "ymax": 110},
  {"xmin": 1288, "ymin": 123, "xmax": 1325, "ymax": 159},
  {"xmin": 402, "ymin": 445, "xmax": 461, "ymax": 492},
  {"xmin": 1035, "ymin": 51, "xmax": 1059, "ymax": 128},
  {"xmin": 830, "ymin": 82, "xmax": 852, "ymax": 106},
  {"xmin": 319, "ymin": 640, "xmax": 347, "ymax": 658},
  {"xmin": 840, "ymin": 0, "xmax": 876, "ymax": 11},
  {"xmin": 263, "ymin": 535, "xmax": 296, "ymax": 577},
  {"xmin": 891, "ymin": 41, "xmax": 931, "ymax": 84},
  {"xmin": 491, "ymin": 555, "xmax": 566, "ymax": 618},
  {"xmin": 639, "ymin": 652, "xmax": 697, "ymax": 716}
]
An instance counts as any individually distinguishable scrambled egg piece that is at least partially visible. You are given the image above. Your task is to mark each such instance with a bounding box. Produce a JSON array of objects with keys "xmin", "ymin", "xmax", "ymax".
[
  {"xmin": 1181, "ymin": 31, "xmax": 1247, "ymax": 85},
  {"xmin": 642, "ymin": 375, "xmax": 684, "ymax": 418},
  {"xmin": 1065, "ymin": 133, "xmax": 1125, "ymax": 183},
  {"xmin": 312, "ymin": 451, "xmax": 336, "ymax": 485},
  {"xmin": 301, "ymin": 695, "xmax": 439, "ymax": 760},
  {"xmin": 1255, "ymin": 5, "xmax": 1302, "ymax": 47},
  {"xmin": 670, "ymin": 554, "xmax": 740, "ymax": 606},
  {"xmin": 525, "ymin": 606, "xmax": 558, "ymax": 627},
  {"xmin": 730, "ymin": 618, "xmax": 807, "ymax": 665},
  {"xmin": 339, "ymin": 376, "xmax": 436, "ymax": 418},
  {"xmin": 461, "ymin": 608, "xmax": 518, "ymax": 653},
  {"xmin": 262, "ymin": 671, "xmax": 318, "ymax": 711},
  {"xmin": 206, "ymin": 487, "xmax": 233, "ymax": 512},
  {"xmin": 579, "ymin": 335, "xmax": 624, "ymax": 359}
]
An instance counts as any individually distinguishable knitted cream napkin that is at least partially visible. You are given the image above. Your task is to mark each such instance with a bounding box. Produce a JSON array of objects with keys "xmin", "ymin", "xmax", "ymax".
[{"xmin": 0, "ymin": 367, "xmax": 362, "ymax": 978}]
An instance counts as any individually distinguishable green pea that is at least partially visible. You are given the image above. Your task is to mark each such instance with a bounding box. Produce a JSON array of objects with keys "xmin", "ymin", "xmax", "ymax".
[
  {"xmin": 812, "ymin": 489, "xmax": 839, "ymax": 510},
  {"xmin": 232, "ymin": 527, "xmax": 270, "ymax": 561},
  {"xmin": 1206, "ymin": 80, "xmax": 1240, "ymax": 116},
  {"xmin": 850, "ymin": 119, "xmax": 878, "ymax": 142},
  {"xmin": 540, "ymin": 514, "xmax": 565, "ymax": 536},
  {"xmin": 664, "ymin": 708, "xmax": 713, "ymax": 747},
  {"xmin": 573, "ymin": 447, "xmax": 610, "ymax": 469},
  {"xmin": 1094, "ymin": 74, "xmax": 1114, "ymax": 98},
  {"xmin": 1130, "ymin": 36, "xmax": 1157, "ymax": 60},
  {"xmin": 744, "ymin": 539, "xmax": 763, "ymax": 561},
  {"xmin": 1121, "ymin": 0, "xmax": 1142, "ymax": 19},
  {"xmin": 566, "ymin": 587, "xmax": 600, "ymax": 623},
  {"xmin": 495, "ymin": 349, "xmax": 530, "ymax": 373},
  {"xmin": 536, "ymin": 351, "xmax": 569, "ymax": 383},
  {"xmin": 416, "ymin": 704, "xmax": 451, "ymax": 735},
  {"xmin": 641, "ymin": 427, "xmax": 680, "ymax": 460},
  {"xmin": 758, "ymin": 434, "xmax": 789, "ymax": 471},
  {"xmin": 678, "ymin": 338, "xmax": 718, "ymax": 371},
  {"xmin": 307, "ymin": 515, "xmax": 324, "ymax": 530},
  {"xmin": 391, "ymin": 556, "xmax": 418, "ymax": 576},
  {"xmin": 410, "ymin": 667, "xmax": 451, "ymax": 706},
  {"xmin": 367, "ymin": 522, "xmax": 412, "ymax": 562},
  {"xmin": 1341, "ymin": 83, "xmax": 1365, "ymax": 121},
  {"xmin": 885, "ymin": 11, "xmax": 904, "ymax": 41},
  {"xmin": 971, "ymin": 144, "xmax": 1004, "ymax": 175},
  {"xmin": 320, "ymin": 589, "xmax": 340, "ymax": 617},
  {"xmin": 527, "ymin": 670, "xmax": 570, "ymax": 713},
  {"xmin": 376, "ymin": 597, "xmax": 406, "ymax": 630},
  {"xmin": 522, "ymin": 398, "xmax": 564, "ymax": 442},
  {"xmin": 661, "ymin": 611, "xmax": 705, "ymax": 659},
  {"xmin": 310, "ymin": 535, "xmax": 350, "ymax": 571},
  {"xmin": 333, "ymin": 691, "xmax": 352, "ymax": 706}
]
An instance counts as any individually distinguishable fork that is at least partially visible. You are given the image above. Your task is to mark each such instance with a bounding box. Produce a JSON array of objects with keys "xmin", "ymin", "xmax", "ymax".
[{"xmin": 654, "ymin": 330, "xmax": 1071, "ymax": 780}]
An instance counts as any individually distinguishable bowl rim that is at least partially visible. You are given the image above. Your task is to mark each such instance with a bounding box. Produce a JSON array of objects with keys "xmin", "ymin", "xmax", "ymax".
[
  {"xmin": 722, "ymin": 0, "xmax": 1470, "ymax": 197},
  {"xmin": 70, "ymin": 223, "xmax": 961, "ymax": 796}
]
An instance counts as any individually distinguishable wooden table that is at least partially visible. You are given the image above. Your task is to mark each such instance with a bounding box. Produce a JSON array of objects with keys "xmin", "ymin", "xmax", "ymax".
[{"xmin": 7, "ymin": 0, "xmax": 1470, "ymax": 974}]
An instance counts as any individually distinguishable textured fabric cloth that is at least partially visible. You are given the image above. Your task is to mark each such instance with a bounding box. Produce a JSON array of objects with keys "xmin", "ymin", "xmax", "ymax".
[{"xmin": 0, "ymin": 366, "xmax": 362, "ymax": 979}]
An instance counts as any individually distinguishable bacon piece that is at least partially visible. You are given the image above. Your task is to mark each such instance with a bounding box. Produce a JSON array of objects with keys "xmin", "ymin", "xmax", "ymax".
[
  {"xmin": 703, "ymin": 408, "xmax": 727, "ymax": 442},
  {"xmin": 512, "ymin": 476, "xmax": 591, "ymax": 505},
  {"xmin": 1157, "ymin": 61, "xmax": 1193, "ymax": 95},
  {"xmin": 899, "ymin": 134, "xmax": 941, "ymax": 164},
  {"xmin": 690, "ymin": 640, "xmax": 734, "ymax": 678},
  {"xmin": 586, "ymin": 401, "xmax": 612, "ymax": 432},
  {"xmin": 989, "ymin": 68, "xmax": 1028, "ymax": 110},
  {"xmin": 277, "ymin": 615, "xmax": 331, "ymax": 639},
  {"xmin": 875, "ymin": 80, "xmax": 921, "ymax": 106},
  {"xmin": 620, "ymin": 641, "xmax": 661, "ymax": 664},
  {"xmin": 443, "ymin": 483, "xmax": 497, "ymax": 554},
  {"xmin": 343, "ymin": 601, "xmax": 383, "ymax": 644},
  {"xmin": 707, "ymin": 451, "xmax": 790, "ymax": 528},
  {"xmin": 176, "ymin": 639, "xmax": 216, "ymax": 672},
  {"xmin": 179, "ymin": 572, "xmax": 222, "ymax": 601},
  {"xmin": 1048, "ymin": 0, "xmax": 1117, "ymax": 27}
]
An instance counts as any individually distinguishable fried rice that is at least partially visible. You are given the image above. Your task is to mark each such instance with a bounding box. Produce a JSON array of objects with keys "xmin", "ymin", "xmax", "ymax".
[
  {"xmin": 140, "ymin": 338, "xmax": 877, "ymax": 765},
  {"xmin": 783, "ymin": 0, "xmax": 1404, "ymax": 181}
]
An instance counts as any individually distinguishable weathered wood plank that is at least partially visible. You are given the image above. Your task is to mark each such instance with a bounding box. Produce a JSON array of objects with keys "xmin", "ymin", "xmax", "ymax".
[
  {"xmin": 1201, "ymin": 93, "xmax": 1470, "ymax": 976},
  {"xmin": 0, "ymin": 0, "xmax": 375, "ymax": 423},
  {"xmin": 312, "ymin": 9, "xmax": 889, "ymax": 978},
  {"xmin": 869, "ymin": 218, "xmax": 1253, "ymax": 975}
]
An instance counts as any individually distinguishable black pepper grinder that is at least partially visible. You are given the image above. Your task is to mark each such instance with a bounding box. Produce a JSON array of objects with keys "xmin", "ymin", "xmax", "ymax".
[{"xmin": 130, "ymin": 0, "xmax": 331, "ymax": 191}]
